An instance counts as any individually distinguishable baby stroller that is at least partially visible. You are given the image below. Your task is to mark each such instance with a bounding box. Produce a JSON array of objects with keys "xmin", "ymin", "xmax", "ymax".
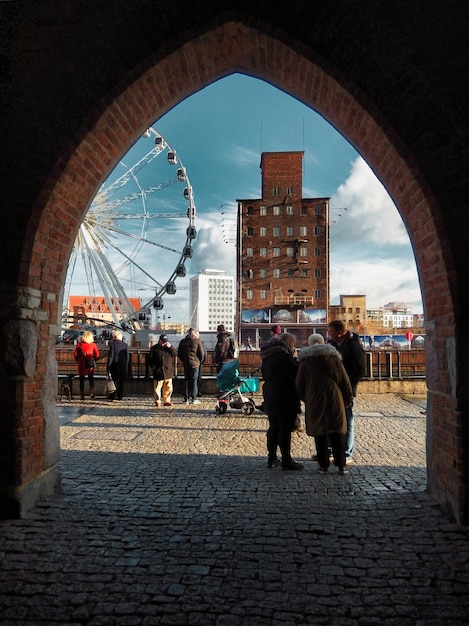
[{"xmin": 215, "ymin": 359, "xmax": 260, "ymax": 415}]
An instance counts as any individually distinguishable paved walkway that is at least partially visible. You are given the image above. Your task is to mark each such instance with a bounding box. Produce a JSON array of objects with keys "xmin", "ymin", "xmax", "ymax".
[{"xmin": 1, "ymin": 394, "xmax": 469, "ymax": 625}]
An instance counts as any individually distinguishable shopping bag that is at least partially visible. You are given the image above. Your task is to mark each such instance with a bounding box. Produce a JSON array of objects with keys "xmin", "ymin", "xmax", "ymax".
[{"xmin": 105, "ymin": 375, "xmax": 116, "ymax": 394}]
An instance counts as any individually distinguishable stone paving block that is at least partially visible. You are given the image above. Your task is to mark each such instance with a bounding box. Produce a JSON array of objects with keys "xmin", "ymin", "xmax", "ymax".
[{"xmin": 0, "ymin": 394, "xmax": 468, "ymax": 625}]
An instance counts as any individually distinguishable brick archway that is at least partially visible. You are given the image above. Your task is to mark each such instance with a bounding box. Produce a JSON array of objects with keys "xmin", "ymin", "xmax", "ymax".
[{"xmin": 8, "ymin": 22, "xmax": 462, "ymax": 519}]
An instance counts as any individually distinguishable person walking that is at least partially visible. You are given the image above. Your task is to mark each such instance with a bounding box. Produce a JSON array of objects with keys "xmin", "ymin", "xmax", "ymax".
[
  {"xmin": 106, "ymin": 329, "xmax": 129, "ymax": 400},
  {"xmin": 214, "ymin": 324, "xmax": 236, "ymax": 373},
  {"xmin": 177, "ymin": 328, "xmax": 205, "ymax": 404},
  {"xmin": 74, "ymin": 330, "xmax": 100, "ymax": 400},
  {"xmin": 260, "ymin": 332, "xmax": 303, "ymax": 471},
  {"xmin": 148, "ymin": 334, "xmax": 177, "ymax": 407},
  {"xmin": 327, "ymin": 320, "xmax": 366, "ymax": 460},
  {"xmin": 296, "ymin": 333, "xmax": 353, "ymax": 474},
  {"xmin": 246, "ymin": 336, "xmax": 253, "ymax": 350}
]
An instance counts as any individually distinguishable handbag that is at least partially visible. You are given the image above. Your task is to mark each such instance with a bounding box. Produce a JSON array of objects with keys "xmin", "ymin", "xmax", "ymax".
[
  {"xmin": 105, "ymin": 375, "xmax": 116, "ymax": 394},
  {"xmin": 86, "ymin": 357, "xmax": 96, "ymax": 368}
]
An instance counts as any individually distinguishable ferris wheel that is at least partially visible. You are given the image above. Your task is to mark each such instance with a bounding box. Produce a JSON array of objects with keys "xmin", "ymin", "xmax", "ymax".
[{"xmin": 62, "ymin": 127, "xmax": 197, "ymax": 331}]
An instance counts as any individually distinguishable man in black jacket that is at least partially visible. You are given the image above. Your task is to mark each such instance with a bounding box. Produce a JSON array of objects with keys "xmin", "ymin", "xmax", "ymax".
[
  {"xmin": 148, "ymin": 334, "xmax": 177, "ymax": 407},
  {"xmin": 327, "ymin": 320, "xmax": 366, "ymax": 460},
  {"xmin": 214, "ymin": 324, "xmax": 236, "ymax": 373},
  {"xmin": 177, "ymin": 328, "xmax": 205, "ymax": 404}
]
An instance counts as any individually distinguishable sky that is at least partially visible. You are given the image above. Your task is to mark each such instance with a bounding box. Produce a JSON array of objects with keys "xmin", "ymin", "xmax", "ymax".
[{"xmin": 68, "ymin": 74, "xmax": 423, "ymax": 324}]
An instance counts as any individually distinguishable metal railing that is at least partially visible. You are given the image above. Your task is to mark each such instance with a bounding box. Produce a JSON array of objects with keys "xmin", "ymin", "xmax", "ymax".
[{"xmin": 56, "ymin": 346, "xmax": 426, "ymax": 380}]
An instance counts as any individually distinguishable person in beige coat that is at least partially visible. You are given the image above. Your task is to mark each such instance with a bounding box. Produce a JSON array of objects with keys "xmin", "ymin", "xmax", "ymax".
[{"xmin": 296, "ymin": 333, "xmax": 353, "ymax": 474}]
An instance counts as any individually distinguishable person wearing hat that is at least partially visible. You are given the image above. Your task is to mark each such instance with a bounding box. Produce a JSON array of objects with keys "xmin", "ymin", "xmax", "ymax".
[
  {"xmin": 270, "ymin": 324, "xmax": 282, "ymax": 338},
  {"xmin": 148, "ymin": 334, "xmax": 177, "ymax": 407},
  {"xmin": 296, "ymin": 333, "xmax": 353, "ymax": 474}
]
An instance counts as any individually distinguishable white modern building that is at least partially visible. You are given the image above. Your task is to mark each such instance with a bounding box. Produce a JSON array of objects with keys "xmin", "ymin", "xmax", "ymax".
[
  {"xmin": 189, "ymin": 269, "xmax": 235, "ymax": 332},
  {"xmin": 382, "ymin": 301, "xmax": 414, "ymax": 328}
]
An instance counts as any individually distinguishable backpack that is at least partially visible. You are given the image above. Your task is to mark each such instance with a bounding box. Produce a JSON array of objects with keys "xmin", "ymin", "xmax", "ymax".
[{"xmin": 216, "ymin": 334, "xmax": 236, "ymax": 362}]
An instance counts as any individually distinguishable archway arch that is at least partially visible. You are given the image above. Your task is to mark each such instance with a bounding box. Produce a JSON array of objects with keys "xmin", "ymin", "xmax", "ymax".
[{"xmin": 12, "ymin": 22, "xmax": 461, "ymax": 519}]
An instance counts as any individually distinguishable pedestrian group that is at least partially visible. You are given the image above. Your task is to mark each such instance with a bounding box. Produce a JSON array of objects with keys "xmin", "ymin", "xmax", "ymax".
[{"xmin": 72, "ymin": 320, "xmax": 366, "ymax": 473}]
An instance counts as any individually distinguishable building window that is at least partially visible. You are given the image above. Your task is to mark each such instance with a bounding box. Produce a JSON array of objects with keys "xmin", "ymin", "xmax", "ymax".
[
  {"xmin": 287, "ymin": 186, "xmax": 293, "ymax": 195},
  {"xmin": 260, "ymin": 226, "xmax": 267, "ymax": 236},
  {"xmin": 314, "ymin": 204, "xmax": 322, "ymax": 214},
  {"xmin": 273, "ymin": 268, "xmax": 280, "ymax": 278},
  {"xmin": 247, "ymin": 226, "xmax": 254, "ymax": 236},
  {"xmin": 300, "ymin": 226, "xmax": 307, "ymax": 236},
  {"xmin": 300, "ymin": 269, "xmax": 309, "ymax": 277},
  {"xmin": 260, "ymin": 205, "xmax": 267, "ymax": 216},
  {"xmin": 246, "ymin": 289, "xmax": 253, "ymax": 300},
  {"xmin": 314, "ymin": 289, "xmax": 321, "ymax": 298},
  {"xmin": 287, "ymin": 269, "xmax": 295, "ymax": 277},
  {"xmin": 260, "ymin": 268, "xmax": 267, "ymax": 278},
  {"xmin": 301, "ymin": 205, "xmax": 307, "ymax": 215},
  {"xmin": 273, "ymin": 205, "xmax": 280, "ymax": 216},
  {"xmin": 300, "ymin": 247, "xmax": 308, "ymax": 257},
  {"xmin": 246, "ymin": 248, "xmax": 253, "ymax": 257},
  {"xmin": 246, "ymin": 269, "xmax": 253, "ymax": 278},
  {"xmin": 314, "ymin": 247, "xmax": 321, "ymax": 256},
  {"xmin": 314, "ymin": 268, "xmax": 321, "ymax": 277},
  {"xmin": 247, "ymin": 206, "xmax": 254, "ymax": 215},
  {"xmin": 273, "ymin": 247, "xmax": 280, "ymax": 257},
  {"xmin": 273, "ymin": 226, "xmax": 280, "ymax": 237},
  {"xmin": 260, "ymin": 290, "xmax": 267, "ymax": 299},
  {"xmin": 287, "ymin": 226, "xmax": 294, "ymax": 236},
  {"xmin": 286, "ymin": 205, "xmax": 293, "ymax": 215},
  {"xmin": 273, "ymin": 186, "xmax": 280, "ymax": 197},
  {"xmin": 287, "ymin": 247, "xmax": 294, "ymax": 257},
  {"xmin": 260, "ymin": 248, "xmax": 267, "ymax": 257}
]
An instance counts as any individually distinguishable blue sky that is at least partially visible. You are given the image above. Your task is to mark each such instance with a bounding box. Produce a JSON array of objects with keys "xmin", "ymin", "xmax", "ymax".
[{"xmin": 69, "ymin": 74, "xmax": 423, "ymax": 323}]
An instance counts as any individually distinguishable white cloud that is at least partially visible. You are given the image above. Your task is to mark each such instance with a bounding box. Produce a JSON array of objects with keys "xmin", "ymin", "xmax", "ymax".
[
  {"xmin": 330, "ymin": 157, "xmax": 423, "ymax": 311},
  {"xmin": 331, "ymin": 157, "xmax": 409, "ymax": 246},
  {"xmin": 222, "ymin": 143, "xmax": 260, "ymax": 169}
]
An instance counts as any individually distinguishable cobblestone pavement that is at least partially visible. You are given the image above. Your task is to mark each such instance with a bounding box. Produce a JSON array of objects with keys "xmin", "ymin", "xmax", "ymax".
[{"xmin": 1, "ymin": 393, "xmax": 469, "ymax": 625}]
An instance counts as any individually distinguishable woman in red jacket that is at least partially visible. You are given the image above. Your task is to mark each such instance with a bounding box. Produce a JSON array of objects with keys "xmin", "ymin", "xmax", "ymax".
[{"xmin": 74, "ymin": 331, "xmax": 100, "ymax": 400}]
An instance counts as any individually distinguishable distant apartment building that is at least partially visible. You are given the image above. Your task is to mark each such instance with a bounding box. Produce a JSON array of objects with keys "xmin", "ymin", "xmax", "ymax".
[
  {"xmin": 329, "ymin": 295, "xmax": 367, "ymax": 332},
  {"xmin": 382, "ymin": 301, "xmax": 414, "ymax": 328},
  {"xmin": 236, "ymin": 151, "xmax": 330, "ymax": 347},
  {"xmin": 189, "ymin": 269, "xmax": 235, "ymax": 332}
]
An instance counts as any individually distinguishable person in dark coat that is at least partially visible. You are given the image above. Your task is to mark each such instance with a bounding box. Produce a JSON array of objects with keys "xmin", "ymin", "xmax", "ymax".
[
  {"xmin": 296, "ymin": 333, "xmax": 353, "ymax": 474},
  {"xmin": 74, "ymin": 330, "xmax": 100, "ymax": 400},
  {"xmin": 327, "ymin": 320, "xmax": 366, "ymax": 459},
  {"xmin": 214, "ymin": 324, "xmax": 236, "ymax": 373},
  {"xmin": 148, "ymin": 334, "xmax": 177, "ymax": 407},
  {"xmin": 177, "ymin": 328, "xmax": 205, "ymax": 404},
  {"xmin": 106, "ymin": 329, "xmax": 129, "ymax": 400},
  {"xmin": 260, "ymin": 332, "xmax": 303, "ymax": 471}
]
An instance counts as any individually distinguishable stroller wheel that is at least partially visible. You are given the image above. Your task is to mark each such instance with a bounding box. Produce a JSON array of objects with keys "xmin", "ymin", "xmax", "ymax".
[
  {"xmin": 218, "ymin": 401, "xmax": 228, "ymax": 414},
  {"xmin": 242, "ymin": 401, "xmax": 255, "ymax": 416}
]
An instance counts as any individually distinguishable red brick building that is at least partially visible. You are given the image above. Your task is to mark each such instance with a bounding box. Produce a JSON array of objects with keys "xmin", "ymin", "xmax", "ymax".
[{"xmin": 236, "ymin": 151, "xmax": 330, "ymax": 348}]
